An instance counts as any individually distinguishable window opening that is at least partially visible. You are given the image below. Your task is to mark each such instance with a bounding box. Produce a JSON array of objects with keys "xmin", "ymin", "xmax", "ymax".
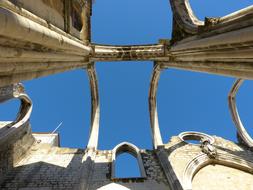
[{"xmin": 115, "ymin": 153, "xmax": 141, "ymax": 178}]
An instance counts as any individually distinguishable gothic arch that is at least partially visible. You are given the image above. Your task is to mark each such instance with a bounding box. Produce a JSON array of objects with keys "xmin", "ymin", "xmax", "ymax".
[
  {"xmin": 86, "ymin": 65, "xmax": 100, "ymax": 150},
  {"xmin": 111, "ymin": 142, "xmax": 146, "ymax": 178},
  {"xmin": 149, "ymin": 64, "xmax": 163, "ymax": 149},
  {"xmin": 170, "ymin": 0, "xmax": 253, "ymax": 36},
  {"xmin": 182, "ymin": 153, "xmax": 253, "ymax": 190},
  {"xmin": 228, "ymin": 79, "xmax": 253, "ymax": 148}
]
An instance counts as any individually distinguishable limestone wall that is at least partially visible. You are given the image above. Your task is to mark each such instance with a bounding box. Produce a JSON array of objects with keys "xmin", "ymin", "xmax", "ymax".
[
  {"xmin": 0, "ymin": 122, "xmax": 35, "ymax": 185},
  {"xmin": 192, "ymin": 164, "xmax": 253, "ymax": 190},
  {"xmin": 88, "ymin": 150, "xmax": 169, "ymax": 190},
  {"xmin": 8, "ymin": 0, "xmax": 84, "ymax": 39},
  {"xmin": 0, "ymin": 146, "xmax": 86, "ymax": 189},
  {"xmin": 0, "ymin": 132, "xmax": 252, "ymax": 190},
  {"xmin": 0, "ymin": 146, "xmax": 169, "ymax": 190},
  {"xmin": 9, "ymin": 0, "xmax": 65, "ymax": 30},
  {"xmin": 159, "ymin": 135, "xmax": 253, "ymax": 190}
]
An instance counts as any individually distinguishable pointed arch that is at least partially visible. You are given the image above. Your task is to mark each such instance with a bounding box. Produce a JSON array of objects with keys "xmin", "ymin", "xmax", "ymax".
[
  {"xmin": 228, "ymin": 79, "xmax": 253, "ymax": 148},
  {"xmin": 111, "ymin": 142, "xmax": 146, "ymax": 178},
  {"xmin": 148, "ymin": 64, "xmax": 164, "ymax": 149},
  {"xmin": 183, "ymin": 153, "xmax": 253, "ymax": 190},
  {"xmin": 86, "ymin": 64, "xmax": 100, "ymax": 150}
]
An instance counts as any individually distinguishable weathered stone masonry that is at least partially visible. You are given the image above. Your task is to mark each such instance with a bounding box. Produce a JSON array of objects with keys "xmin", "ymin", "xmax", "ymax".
[
  {"xmin": 1, "ymin": 125, "xmax": 253, "ymax": 189},
  {"xmin": 0, "ymin": 0, "xmax": 253, "ymax": 189}
]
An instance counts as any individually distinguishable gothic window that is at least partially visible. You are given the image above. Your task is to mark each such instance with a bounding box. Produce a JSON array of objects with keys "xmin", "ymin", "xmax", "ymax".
[
  {"xmin": 111, "ymin": 142, "xmax": 146, "ymax": 179},
  {"xmin": 115, "ymin": 153, "xmax": 141, "ymax": 178}
]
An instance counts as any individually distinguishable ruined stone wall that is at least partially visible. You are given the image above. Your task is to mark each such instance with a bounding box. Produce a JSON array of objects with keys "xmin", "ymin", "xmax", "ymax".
[
  {"xmin": 0, "ymin": 145, "xmax": 86, "ymax": 189},
  {"xmin": 0, "ymin": 122, "xmax": 35, "ymax": 185},
  {"xmin": 0, "ymin": 145, "xmax": 169, "ymax": 189},
  {"xmin": 88, "ymin": 150, "xmax": 169, "ymax": 190},
  {"xmin": 0, "ymin": 133, "xmax": 253, "ymax": 189},
  {"xmin": 159, "ymin": 135, "xmax": 253, "ymax": 190},
  {"xmin": 192, "ymin": 164, "xmax": 253, "ymax": 190}
]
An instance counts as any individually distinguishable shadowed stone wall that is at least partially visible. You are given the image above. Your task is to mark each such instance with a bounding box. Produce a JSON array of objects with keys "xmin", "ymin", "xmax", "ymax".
[
  {"xmin": 0, "ymin": 143, "xmax": 169, "ymax": 189},
  {"xmin": 0, "ymin": 132, "xmax": 253, "ymax": 190},
  {"xmin": 0, "ymin": 122, "xmax": 35, "ymax": 185}
]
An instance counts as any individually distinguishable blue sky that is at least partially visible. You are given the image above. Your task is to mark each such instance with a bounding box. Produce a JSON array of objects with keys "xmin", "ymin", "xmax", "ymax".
[{"xmin": 0, "ymin": 0, "xmax": 252, "ymax": 177}]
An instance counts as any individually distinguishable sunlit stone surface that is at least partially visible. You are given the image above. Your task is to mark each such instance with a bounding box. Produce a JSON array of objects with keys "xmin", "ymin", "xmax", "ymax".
[{"xmin": 0, "ymin": 0, "xmax": 253, "ymax": 189}]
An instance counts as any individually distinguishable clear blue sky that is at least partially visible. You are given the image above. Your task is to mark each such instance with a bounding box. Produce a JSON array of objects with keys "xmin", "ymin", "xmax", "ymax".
[{"xmin": 0, "ymin": 0, "xmax": 252, "ymax": 177}]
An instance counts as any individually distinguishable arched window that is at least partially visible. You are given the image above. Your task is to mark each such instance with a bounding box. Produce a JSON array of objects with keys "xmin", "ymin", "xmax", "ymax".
[
  {"xmin": 111, "ymin": 142, "xmax": 146, "ymax": 179},
  {"xmin": 115, "ymin": 153, "xmax": 141, "ymax": 178}
]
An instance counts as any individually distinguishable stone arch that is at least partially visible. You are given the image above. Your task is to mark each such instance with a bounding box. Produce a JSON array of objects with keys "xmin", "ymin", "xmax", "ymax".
[
  {"xmin": 182, "ymin": 153, "xmax": 253, "ymax": 190},
  {"xmin": 179, "ymin": 131, "xmax": 215, "ymax": 145},
  {"xmin": 86, "ymin": 65, "xmax": 100, "ymax": 150},
  {"xmin": 149, "ymin": 64, "xmax": 164, "ymax": 149},
  {"xmin": 170, "ymin": 0, "xmax": 253, "ymax": 36},
  {"xmin": 0, "ymin": 83, "xmax": 32, "ymax": 140},
  {"xmin": 111, "ymin": 142, "xmax": 146, "ymax": 178},
  {"xmin": 228, "ymin": 79, "xmax": 253, "ymax": 148}
]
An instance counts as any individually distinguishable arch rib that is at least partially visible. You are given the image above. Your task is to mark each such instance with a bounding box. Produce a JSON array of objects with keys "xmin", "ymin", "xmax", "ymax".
[
  {"xmin": 86, "ymin": 64, "xmax": 100, "ymax": 150},
  {"xmin": 183, "ymin": 152, "xmax": 253, "ymax": 190},
  {"xmin": 170, "ymin": 0, "xmax": 203, "ymax": 35},
  {"xmin": 0, "ymin": 83, "xmax": 32, "ymax": 139},
  {"xmin": 149, "ymin": 64, "xmax": 163, "ymax": 149},
  {"xmin": 228, "ymin": 79, "xmax": 253, "ymax": 148},
  {"xmin": 170, "ymin": 0, "xmax": 253, "ymax": 39}
]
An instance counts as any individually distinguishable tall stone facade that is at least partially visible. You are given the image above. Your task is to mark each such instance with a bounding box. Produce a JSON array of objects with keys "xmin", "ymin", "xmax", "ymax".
[{"xmin": 0, "ymin": 0, "xmax": 253, "ymax": 189}]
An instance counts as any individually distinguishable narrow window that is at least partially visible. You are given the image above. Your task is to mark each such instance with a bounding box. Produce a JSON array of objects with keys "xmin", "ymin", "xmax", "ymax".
[
  {"xmin": 71, "ymin": 3, "xmax": 83, "ymax": 31},
  {"xmin": 111, "ymin": 142, "xmax": 146, "ymax": 179},
  {"xmin": 115, "ymin": 153, "xmax": 141, "ymax": 178}
]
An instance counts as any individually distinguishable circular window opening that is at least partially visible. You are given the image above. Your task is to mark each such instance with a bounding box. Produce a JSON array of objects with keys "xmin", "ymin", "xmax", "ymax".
[{"xmin": 179, "ymin": 131, "xmax": 214, "ymax": 145}]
